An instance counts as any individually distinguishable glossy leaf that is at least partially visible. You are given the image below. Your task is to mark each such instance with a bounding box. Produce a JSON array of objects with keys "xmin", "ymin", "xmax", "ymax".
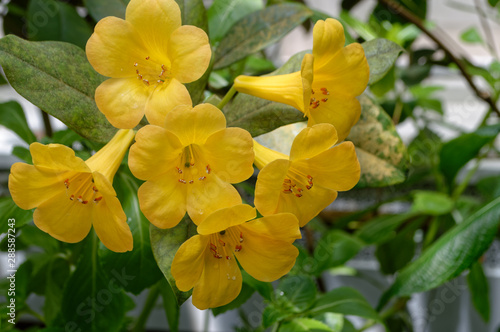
[
  {"xmin": 439, "ymin": 124, "xmax": 500, "ymax": 185},
  {"xmin": 0, "ymin": 35, "xmax": 116, "ymax": 143},
  {"xmin": 208, "ymin": 0, "xmax": 263, "ymax": 42},
  {"xmin": 362, "ymin": 38, "xmax": 404, "ymax": 85},
  {"xmin": 0, "ymin": 101, "xmax": 36, "ymax": 144},
  {"xmin": 309, "ymin": 287, "xmax": 380, "ymax": 322},
  {"xmin": 99, "ymin": 167, "xmax": 163, "ymax": 295},
  {"xmin": 84, "ymin": 0, "xmax": 128, "ymax": 21},
  {"xmin": 0, "ymin": 196, "xmax": 33, "ymax": 234},
  {"xmin": 279, "ymin": 318, "xmax": 333, "ymax": 332},
  {"xmin": 348, "ymin": 94, "xmax": 408, "ymax": 188},
  {"xmin": 176, "ymin": 0, "xmax": 209, "ymax": 32},
  {"xmin": 313, "ymin": 230, "xmax": 364, "ymax": 275},
  {"xmin": 225, "ymin": 51, "xmax": 306, "ymax": 136},
  {"xmin": 213, "ymin": 3, "xmax": 312, "ymax": 69},
  {"xmin": 61, "ymin": 236, "xmax": 128, "ymax": 332},
  {"xmin": 355, "ymin": 212, "xmax": 417, "ymax": 245},
  {"xmin": 27, "ymin": 0, "xmax": 92, "ymax": 49},
  {"xmin": 150, "ymin": 216, "xmax": 197, "ymax": 306},
  {"xmin": 411, "ymin": 191, "xmax": 454, "ymax": 216},
  {"xmin": 276, "ymin": 275, "xmax": 317, "ymax": 311},
  {"xmin": 379, "ymin": 197, "xmax": 500, "ymax": 309},
  {"xmin": 467, "ymin": 262, "xmax": 490, "ymax": 322}
]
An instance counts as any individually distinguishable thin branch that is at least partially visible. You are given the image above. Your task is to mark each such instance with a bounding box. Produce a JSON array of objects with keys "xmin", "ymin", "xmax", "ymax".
[
  {"xmin": 474, "ymin": 0, "xmax": 499, "ymax": 59},
  {"xmin": 378, "ymin": 0, "xmax": 500, "ymax": 117}
]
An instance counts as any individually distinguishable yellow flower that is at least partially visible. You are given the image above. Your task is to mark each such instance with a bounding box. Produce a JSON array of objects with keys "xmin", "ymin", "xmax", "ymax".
[
  {"xmin": 171, "ymin": 204, "xmax": 301, "ymax": 309},
  {"xmin": 128, "ymin": 103, "xmax": 254, "ymax": 228},
  {"xmin": 234, "ymin": 18, "xmax": 369, "ymax": 141},
  {"xmin": 254, "ymin": 124, "xmax": 360, "ymax": 227},
  {"xmin": 8, "ymin": 130, "xmax": 135, "ymax": 252},
  {"xmin": 86, "ymin": 0, "xmax": 211, "ymax": 129}
]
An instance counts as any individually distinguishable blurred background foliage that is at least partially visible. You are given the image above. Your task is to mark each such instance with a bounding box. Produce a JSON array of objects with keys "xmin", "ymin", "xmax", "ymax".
[{"xmin": 0, "ymin": 0, "xmax": 499, "ymax": 331}]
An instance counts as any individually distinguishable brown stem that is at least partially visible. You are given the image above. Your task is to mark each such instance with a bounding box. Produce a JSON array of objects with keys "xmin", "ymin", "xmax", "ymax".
[
  {"xmin": 41, "ymin": 109, "xmax": 53, "ymax": 138},
  {"xmin": 378, "ymin": 0, "xmax": 500, "ymax": 117}
]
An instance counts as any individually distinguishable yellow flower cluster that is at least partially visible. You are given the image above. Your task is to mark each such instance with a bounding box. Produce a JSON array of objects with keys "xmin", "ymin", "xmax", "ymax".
[{"xmin": 8, "ymin": 0, "xmax": 366, "ymax": 309}]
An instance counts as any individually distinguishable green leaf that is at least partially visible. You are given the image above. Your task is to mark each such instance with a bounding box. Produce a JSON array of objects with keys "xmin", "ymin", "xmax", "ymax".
[
  {"xmin": 276, "ymin": 275, "xmax": 317, "ymax": 311},
  {"xmin": 61, "ymin": 235, "xmax": 128, "ymax": 332},
  {"xmin": 347, "ymin": 94, "xmax": 408, "ymax": 188},
  {"xmin": 12, "ymin": 146, "xmax": 32, "ymax": 163},
  {"xmin": 375, "ymin": 222, "xmax": 419, "ymax": 274},
  {"xmin": 159, "ymin": 278, "xmax": 180, "ymax": 332},
  {"xmin": 19, "ymin": 224, "xmax": 59, "ymax": 253},
  {"xmin": 150, "ymin": 216, "xmax": 197, "ymax": 306},
  {"xmin": 0, "ymin": 35, "xmax": 116, "ymax": 143},
  {"xmin": 44, "ymin": 257, "xmax": 71, "ymax": 325},
  {"xmin": 439, "ymin": 124, "xmax": 500, "ymax": 185},
  {"xmin": 488, "ymin": 0, "xmax": 500, "ymax": 7},
  {"xmin": 27, "ymin": 0, "xmax": 92, "ymax": 49},
  {"xmin": 84, "ymin": 0, "xmax": 128, "ymax": 21},
  {"xmin": 99, "ymin": 167, "xmax": 163, "ymax": 295},
  {"xmin": 176, "ymin": 0, "xmax": 209, "ymax": 32},
  {"xmin": 362, "ymin": 38, "xmax": 403, "ymax": 85},
  {"xmin": 477, "ymin": 175, "xmax": 500, "ymax": 201},
  {"xmin": 314, "ymin": 313, "xmax": 344, "ymax": 332},
  {"xmin": 213, "ymin": 3, "xmax": 312, "ymax": 69},
  {"xmin": 355, "ymin": 212, "xmax": 417, "ymax": 245},
  {"xmin": 369, "ymin": 65, "xmax": 395, "ymax": 97},
  {"xmin": 339, "ymin": 10, "xmax": 377, "ymax": 41},
  {"xmin": 313, "ymin": 230, "xmax": 364, "ymax": 275},
  {"xmin": 279, "ymin": 318, "xmax": 333, "ymax": 332},
  {"xmin": 411, "ymin": 191, "xmax": 454, "ymax": 216},
  {"xmin": 242, "ymin": 270, "xmax": 273, "ymax": 300},
  {"xmin": 461, "ymin": 27, "xmax": 483, "ymax": 44},
  {"xmin": 378, "ymin": 197, "xmax": 500, "ymax": 309},
  {"xmin": 208, "ymin": 0, "xmax": 263, "ymax": 43},
  {"xmin": 309, "ymin": 287, "xmax": 380, "ymax": 322},
  {"xmin": 0, "ymin": 101, "xmax": 36, "ymax": 144},
  {"xmin": 467, "ymin": 262, "xmax": 490, "ymax": 322},
  {"xmin": 225, "ymin": 50, "xmax": 306, "ymax": 136},
  {"xmin": 0, "ymin": 197, "xmax": 33, "ymax": 234}
]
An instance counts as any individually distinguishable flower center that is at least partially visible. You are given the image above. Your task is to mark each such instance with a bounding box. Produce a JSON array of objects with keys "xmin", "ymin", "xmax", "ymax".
[
  {"xmin": 308, "ymin": 87, "xmax": 329, "ymax": 113},
  {"xmin": 209, "ymin": 229, "xmax": 244, "ymax": 260},
  {"xmin": 63, "ymin": 174, "xmax": 103, "ymax": 205},
  {"xmin": 282, "ymin": 168, "xmax": 314, "ymax": 198},
  {"xmin": 175, "ymin": 145, "xmax": 212, "ymax": 185},
  {"xmin": 133, "ymin": 55, "xmax": 171, "ymax": 87}
]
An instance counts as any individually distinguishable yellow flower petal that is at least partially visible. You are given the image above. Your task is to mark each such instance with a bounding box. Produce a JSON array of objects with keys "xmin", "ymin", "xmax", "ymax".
[
  {"xmin": 293, "ymin": 141, "xmax": 360, "ymax": 192},
  {"xmin": 186, "ymin": 175, "xmax": 242, "ymax": 225},
  {"xmin": 254, "ymin": 159, "xmax": 291, "ymax": 216},
  {"xmin": 92, "ymin": 194, "xmax": 133, "ymax": 252},
  {"xmin": 95, "ymin": 78, "xmax": 150, "ymax": 129},
  {"xmin": 86, "ymin": 129, "xmax": 135, "ymax": 182},
  {"xmin": 312, "ymin": 18, "xmax": 345, "ymax": 70},
  {"xmin": 92, "ymin": 171, "xmax": 117, "ymax": 203},
  {"xmin": 125, "ymin": 0, "xmax": 181, "ymax": 56},
  {"xmin": 171, "ymin": 234, "xmax": 208, "ymax": 291},
  {"xmin": 86, "ymin": 16, "xmax": 146, "ymax": 78},
  {"xmin": 203, "ymin": 128, "xmax": 254, "ymax": 183},
  {"xmin": 235, "ymin": 213, "xmax": 300, "ymax": 281},
  {"xmin": 9, "ymin": 163, "xmax": 70, "ymax": 210},
  {"xmin": 314, "ymin": 43, "xmax": 369, "ymax": 98},
  {"xmin": 129, "ymin": 125, "xmax": 184, "ymax": 181},
  {"xmin": 30, "ymin": 142, "xmax": 89, "ymax": 173},
  {"xmin": 197, "ymin": 204, "xmax": 257, "ymax": 235},
  {"xmin": 253, "ymin": 140, "xmax": 288, "ymax": 170},
  {"xmin": 138, "ymin": 175, "xmax": 187, "ymax": 228},
  {"xmin": 289, "ymin": 124, "xmax": 338, "ymax": 161},
  {"xmin": 144, "ymin": 79, "xmax": 192, "ymax": 127},
  {"xmin": 192, "ymin": 247, "xmax": 242, "ymax": 310},
  {"xmin": 163, "ymin": 103, "xmax": 226, "ymax": 146},
  {"xmin": 169, "ymin": 25, "xmax": 211, "ymax": 83},
  {"xmin": 307, "ymin": 95, "xmax": 361, "ymax": 142},
  {"xmin": 33, "ymin": 189, "xmax": 93, "ymax": 243}
]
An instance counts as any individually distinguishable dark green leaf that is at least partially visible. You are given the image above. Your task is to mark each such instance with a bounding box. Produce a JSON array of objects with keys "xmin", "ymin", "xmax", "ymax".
[
  {"xmin": 276, "ymin": 275, "xmax": 317, "ymax": 311},
  {"xmin": 99, "ymin": 167, "xmax": 163, "ymax": 295},
  {"xmin": 467, "ymin": 262, "xmax": 490, "ymax": 322},
  {"xmin": 369, "ymin": 65, "xmax": 395, "ymax": 96},
  {"xmin": 460, "ymin": 27, "xmax": 483, "ymax": 44},
  {"xmin": 313, "ymin": 230, "xmax": 364, "ymax": 275},
  {"xmin": 309, "ymin": 287, "xmax": 380, "ymax": 321},
  {"xmin": 19, "ymin": 224, "xmax": 59, "ymax": 253},
  {"xmin": 12, "ymin": 146, "xmax": 32, "ymax": 163},
  {"xmin": 411, "ymin": 191, "xmax": 454, "ymax": 216},
  {"xmin": 150, "ymin": 216, "xmax": 197, "ymax": 306},
  {"xmin": 14, "ymin": 259, "xmax": 33, "ymax": 304},
  {"xmin": 362, "ymin": 38, "xmax": 403, "ymax": 85},
  {"xmin": 214, "ymin": 3, "xmax": 312, "ymax": 69},
  {"xmin": 375, "ymin": 223, "xmax": 417, "ymax": 274},
  {"xmin": 0, "ymin": 101, "xmax": 36, "ymax": 144},
  {"xmin": 208, "ymin": 0, "xmax": 263, "ymax": 42},
  {"xmin": 279, "ymin": 318, "xmax": 333, "ymax": 332},
  {"xmin": 488, "ymin": 0, "xmax": 500, "ymax": 6},
  {"xmin": 439, "ymin": 124, "xmax": 500, "ymax": 185},
  {"xmin": 44, "ymin": 257, "xmax": 71, "ymax": 325},
  {"xmin": 159, "ymin": 278, "xmax": 180, "ymax": 332},
  {"xmin": 0, "ymin": 197, "xmax": 33, "ymax": 234},
  {"xmin": 62, "ymin": 235, "xmax": 127, "ymax": 332},
  {"xmin": 477, "ymin": 175, "xmax": 500, "ymax": 201},
  {"xmin": 175, "ymin": 0, "xmax": 208, "ymax": 32},
  {"xmin": 348, "ymin": 95, "xmax": 408, "ymax": 188},
  {"xmin": 84, "ymin": 0, "xmax": 128, "ymax": 21},
  {"xmin": 355, "ymin": 212, "xmax": 417, "ymax": 245},
  {"xmin": 341, "ymin": 318, "xmax": 356, "ymax": 332},
  {"xmin": 0, "ymin": 35, "xmax": 116, "ymax": 143},
  {"xmin": 378, "ymin": 197, "xmax": 500, "ymax": 309},
  {"xmin": 225, "ymin": 50, "xmax": 306, "ymax": 136},
  {"xmin": 242, "ymin": 270, "xmax": 273, "ymax": 301},
  {"xmin": 27, "ymin": 0, "xmax": 92, "ymax": 49}
]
